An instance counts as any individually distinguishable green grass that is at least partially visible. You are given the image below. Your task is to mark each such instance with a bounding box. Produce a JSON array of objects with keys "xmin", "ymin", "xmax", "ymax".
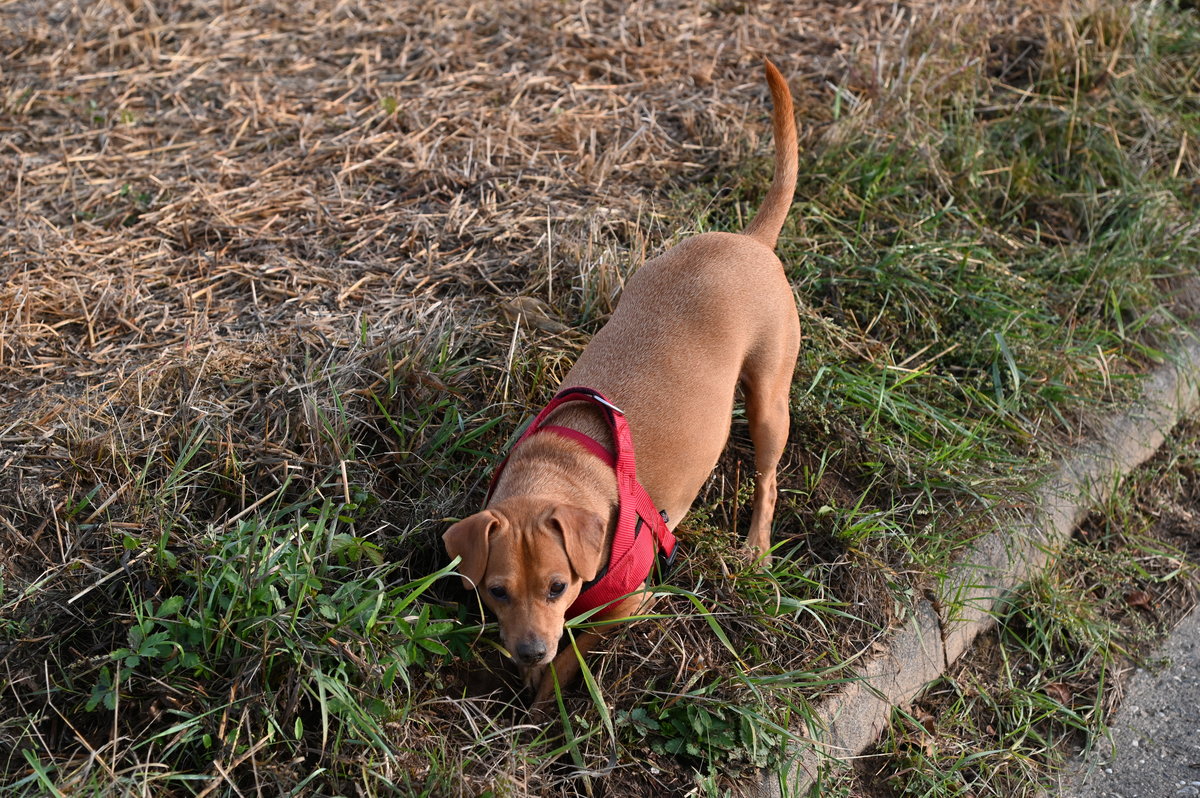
[
  {"xmin": 4, "ymin": 495, "xmax": 478, "ymax": 795},
  {"xmin": 718, "ymin": 3, "xmax": 1200, "ymax": 584},
  {"xmin": 4, "ymin": 1, "xmax": 1200, "ymax": 795}
]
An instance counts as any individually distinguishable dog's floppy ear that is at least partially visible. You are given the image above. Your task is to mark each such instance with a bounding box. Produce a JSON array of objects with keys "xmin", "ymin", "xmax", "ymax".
[
  {"xmin": 443, "ymin": 510, "xmax": 498, "ymax": 590},
  {"xmin": 549, "ymin": 505, "xmax": 607, "ymax": 582}
]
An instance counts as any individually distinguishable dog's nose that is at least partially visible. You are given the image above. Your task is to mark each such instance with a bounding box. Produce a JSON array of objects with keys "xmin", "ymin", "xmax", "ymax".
[{"xmin": 515, "ymin": 639, "xmax": 547, "ymax": 665}]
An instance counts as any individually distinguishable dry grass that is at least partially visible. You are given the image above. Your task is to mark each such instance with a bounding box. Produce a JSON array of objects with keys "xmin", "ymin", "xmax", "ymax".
[{"xmin": 1, "ymin": 0, "xmax": 1060, "ymax": 422}]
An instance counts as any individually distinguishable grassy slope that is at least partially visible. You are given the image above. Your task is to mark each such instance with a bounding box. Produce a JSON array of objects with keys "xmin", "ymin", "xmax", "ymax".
[
  {"xmin": 1, "ymin": 1, "xmax": 1199, "ymax": 796},
  {"xmin": 788, "ymin": 5, "xmax": 1200, "ymax": 795}
]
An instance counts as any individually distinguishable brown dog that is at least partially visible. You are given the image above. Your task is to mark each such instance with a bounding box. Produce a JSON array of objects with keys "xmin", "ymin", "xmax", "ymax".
[{"xmin": 444, "ymin": 59, "xmax": 799, "ymax": 706}]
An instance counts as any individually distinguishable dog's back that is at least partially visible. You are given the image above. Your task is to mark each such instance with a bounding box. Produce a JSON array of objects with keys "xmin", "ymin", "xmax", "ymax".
[{"xmin": 562, "ymin": 60, "xmax": 800, "ymax": 529}]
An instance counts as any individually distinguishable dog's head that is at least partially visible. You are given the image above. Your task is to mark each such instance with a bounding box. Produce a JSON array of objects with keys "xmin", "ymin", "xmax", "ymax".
[{"xmin": 442, "ymin": 496, "xmax": 607, "ymax": 670}]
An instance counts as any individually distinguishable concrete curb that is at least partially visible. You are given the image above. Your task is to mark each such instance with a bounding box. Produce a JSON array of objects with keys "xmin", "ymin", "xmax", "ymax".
[{"xmin": 759, "ymin": 333, "xmax": 1200, "ymax": 797}]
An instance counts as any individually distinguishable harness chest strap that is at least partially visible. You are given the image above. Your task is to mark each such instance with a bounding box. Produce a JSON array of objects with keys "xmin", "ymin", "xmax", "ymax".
[{"xmin": 485, "ymin": 387, "xmax": 677, "ymax": 619}]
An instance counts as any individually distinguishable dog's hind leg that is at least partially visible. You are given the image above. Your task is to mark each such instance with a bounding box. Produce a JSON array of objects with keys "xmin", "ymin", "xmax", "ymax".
[{"xmin": 742, "ymin": 341, "xmax": 798, "ymax": 558}]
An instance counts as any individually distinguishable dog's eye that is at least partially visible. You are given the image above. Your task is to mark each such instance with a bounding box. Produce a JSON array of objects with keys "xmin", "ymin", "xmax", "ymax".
[
  {"xmin": 548, "ymin": 581, "xmax": 566, "ymax": 598},
  {"xmin": 488, "ymin": 585, "xmax": 508, "ymax": 601}
]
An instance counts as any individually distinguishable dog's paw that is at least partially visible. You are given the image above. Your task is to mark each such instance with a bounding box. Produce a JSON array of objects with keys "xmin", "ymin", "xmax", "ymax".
[
  {"xmin": 522, "ymin": 663, "xmax": 547, "ymax": 693},
  {"xmin": 531, "ymin": 672, "xmax": 557, "ymax": 711}
]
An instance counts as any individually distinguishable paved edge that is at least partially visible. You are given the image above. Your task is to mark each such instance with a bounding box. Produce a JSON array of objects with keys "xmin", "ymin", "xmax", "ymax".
[
  {"xmin": 757, "ymin": 333, "xmax": 1200, "ymax": 798},
  {"xmin": 1059, "ymin": 602, "xmax": 1200, "ymax": 798}
]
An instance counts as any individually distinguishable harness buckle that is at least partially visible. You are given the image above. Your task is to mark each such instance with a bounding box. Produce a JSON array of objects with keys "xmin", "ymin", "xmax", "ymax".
[
  {"xmin": 654, "ymin": 509, "xmax": 678, "ymax": 577},
  {"xmin": 656, "ymin": 542, "xmax": 678, "ymax": 578},
  {"xmin": 591, "ymin": 393, "xmax": 625, "ymax": 416}
]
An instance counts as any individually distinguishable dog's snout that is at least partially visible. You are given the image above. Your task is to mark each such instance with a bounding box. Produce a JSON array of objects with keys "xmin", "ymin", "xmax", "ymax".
[{"xmin": 515, "ymin": 639, "xmax": 548, "ymax": 665}]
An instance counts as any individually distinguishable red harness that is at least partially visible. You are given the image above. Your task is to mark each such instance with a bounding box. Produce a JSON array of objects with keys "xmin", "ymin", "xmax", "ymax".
[{"xmin": 486, "ymin": 387, "xmax": 678, "ymax": 620}]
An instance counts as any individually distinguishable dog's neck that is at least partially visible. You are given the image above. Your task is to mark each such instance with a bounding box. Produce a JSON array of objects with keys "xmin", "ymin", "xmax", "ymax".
[
  {"xmin": 489, "ymin": 409, "xmax": 619, "ymax": 530},
  {"xmin": 541, "ymin": 404, "xmax": 616, "ymax": 452}
]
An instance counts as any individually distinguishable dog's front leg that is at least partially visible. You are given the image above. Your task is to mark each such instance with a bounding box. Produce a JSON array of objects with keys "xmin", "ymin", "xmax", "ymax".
[
  {"xmin": 531, "ymin": 630, "xmax": 601, "ymax": 709},
  {"xmin": 530, "ymin": 593, "xmax": 654, "ymax": 709},
  {"xmin": 523, "ymin": 662, "xmax": 550, "ymax": 696}
]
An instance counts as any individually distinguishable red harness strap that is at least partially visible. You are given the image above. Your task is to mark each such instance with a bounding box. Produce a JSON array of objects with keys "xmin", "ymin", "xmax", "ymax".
[{"xmin": 485, "ymin": 387, "xmax": 678, "ymax": 620}]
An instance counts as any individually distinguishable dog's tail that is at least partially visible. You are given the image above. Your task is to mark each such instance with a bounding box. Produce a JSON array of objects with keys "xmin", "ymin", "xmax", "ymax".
[{"xmin": 743, "ymin": 59, "xmax": 797, "ymax": 249}]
